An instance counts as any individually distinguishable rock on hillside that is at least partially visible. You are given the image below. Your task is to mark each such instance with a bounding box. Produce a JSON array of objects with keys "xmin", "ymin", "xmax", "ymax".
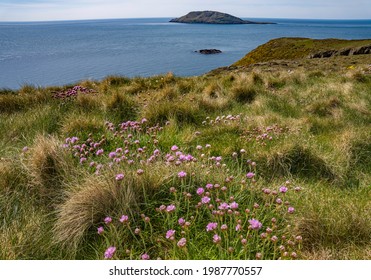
[
  {"xmin": 170, "ymin": 11, "xmax": 274, "ymax": 24},
  {"xmin": 233, "ymin": 37, "xmax": 371, "ymax": 67},
  {"xmin": 308, "ymin": 45, "xmax": 371, "ymax": 58}
]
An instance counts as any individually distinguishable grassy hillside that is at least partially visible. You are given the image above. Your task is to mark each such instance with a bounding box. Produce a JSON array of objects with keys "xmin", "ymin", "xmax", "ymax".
[
  {"xmin": 0, "ymin": 40, "xmax": 370, "ymax": 260},
  {"xmin": 233, "ymin": 37, "xmax": 371, "ymax": 67}
]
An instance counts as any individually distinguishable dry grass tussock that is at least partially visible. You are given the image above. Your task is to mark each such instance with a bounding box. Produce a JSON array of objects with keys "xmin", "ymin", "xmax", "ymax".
[
  {"xmin": 0, "ymin": 160, "xmax": 18, "ymax": 191},
  {"xmin": 154, "ymin": 86, "xmax": 180, "ymax": 101},
  {"xmin": 197, "ymin": 82, "xmax": 231, "ymax": 112},
  {"xmin": 302, "ymin": 246, "xmax": 371, "ymax": 260},
  {"xmin": 53, "ymin": 163, "xmax": 174, "ymax": 250},
  {"xmin": 0, "ymin": 85, "xmax": 52, "ymax": 114},
  {"xmin": 104, "ymin": 91, "xmax": 138, "ymax": 121},
  {"xmin": 0, "ymin": 208, "xmax": 52, "ymax": 259},
  {"xmin": 23, "ymin": 135, "xmax": 75, "ymax": 202},
  {"xmin": 293, "ymin": 178, "xmax": 371, "ymax": 254},
  {"xmin": 230, "ymin": 82, "xmax": 259, "ymax": 104},
  {"xmin": 261, "ymin": 143, "xmax": 336, "ymax": 181},
  {"xmin": 141, "ymin": 99, "xmax": 201, "ymax": 126},
  {"xmin": 61, "ymin": 114, "xmax": 104, "ymax": 137},
  {"xmin": 75, "ymin": 93, "xmax": 102, "ymax": 111}
]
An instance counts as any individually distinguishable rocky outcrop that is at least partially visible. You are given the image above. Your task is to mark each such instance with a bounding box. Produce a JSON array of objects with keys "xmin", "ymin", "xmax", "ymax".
[
  {"xmin": 196, "ymin": 49, "xmax": 222, "ymax": 54},
  {"xmin": 170, "ymin": 11, "xmax": 275, "ymax": 24},
  {"xmin": 308, "ymin": 45, "xmax": 371, "ymax": 58}
]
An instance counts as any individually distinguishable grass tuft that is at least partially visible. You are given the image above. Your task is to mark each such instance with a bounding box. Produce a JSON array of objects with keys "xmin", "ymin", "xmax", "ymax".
[
  {"xmin": 104, "ymin": 91, "xmax": 138, "ymax": 122},
  {"xmin": 23, "ymin": 135, "xmax": 75, "ymax": 204}
]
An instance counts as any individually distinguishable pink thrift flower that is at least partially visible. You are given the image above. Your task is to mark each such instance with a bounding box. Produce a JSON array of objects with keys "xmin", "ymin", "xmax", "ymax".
[
  {"xmin": 115, "ymin": 173, "xmax": 124, "ymax": 181},
  {"xmin": 246, "ymin": 172, "xmax": 255, "ymax": 179},
  {"xmin": 177, "ymin": 238, "xmax": 187, "ymax": 248},
  {"xmin": 178, "ymin": 217, "xmax": 186, "ymax": 226},
  {"xmin": 96, "ymin": 149, "xmax": 104, "ymax": 156},
  {"xmin": 230, "ymin": 201, "xmax": 239, "ymax": 209},
  {"xmin": 108, "ymin": 152, "xmax": 116, "ymax": 158},
  {"xmin": 206, "ymin": 222, "xmax": 218, "ymax": 232},
  {"xmin": 22, "ymin": 146, "xmax": 29, "ymax": 153},
  {"xmin": 141, "ymin": 253, "xmax": 150, "ymax": 260},
  {"xmin": 279, "ymin": 186, "xmax": 288, "ymax": 193},
  {"xmin": 171, "ymin": 145, "xmax": 179, "ymax": 151},
  {"xmin": 288, "ymin": 207, "xmax": 295, "ymax": 214},
  {"xmin": 166, "ymin": 229, "xmax": 176, "ymax": 239},
  {"xmin": 205, "ymin": 183, "xmax": 213, "ymax": 189},
  {"xmin": 179, "ymin": 154, "xmax": 186, "ymax": 162},
  {"xmin": 196, "ymin": 188, "xmax": 205, "ymax": 196},
  {"xmin": 104, "ymin": 246, "xmax": 116, "ymax": 259},
  {"xmin": 235, "ymin": 224, "xmax": 242, "ymax": 231},
  {"xmin": 185, "ymin": 154, "xmax": 194, "ymax": 161},
  {"xmin": 218, "ymin": 202, "xmax": 230, "ymax": 210},
  {"xmin": 166, "ymin": 204, "xmax": 176, "ymax": 213},
  {"xmin": 249, "ymin": 219, "xmax": 262, "ymax": 230},
  {"xmin": 220, "ymin": 224, "xmax": 228, "ymax": 231},
  {"xmin": 136, "ymin": 169, "xmax": 144, "ymax": 175},
  {"xmin": 97, "ymin": 226, "xmax": 104, "ymax": 235},
  {"xmin": 104, "ymin": 216, "xmax": 112, "ymax": 224},
  {"xmin": 201, "ymin": 196, "xmax": 211, "ymax": 204},
  {"xmin": 178, "ymin": 171, "xmax": 187, "ymax": 178},
  {"xmin": 213, "ymin": 234, "xmax": 221, "ymax": 244},
  {"xmin": 119, "ymin": 215, "xmax": 129, "ymax": 223}
]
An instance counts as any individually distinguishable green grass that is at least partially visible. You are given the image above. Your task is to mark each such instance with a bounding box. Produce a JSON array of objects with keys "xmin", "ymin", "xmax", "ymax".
[{"xmin": 0, "ymin": 39, "xmax": 370, "ymax": 260}]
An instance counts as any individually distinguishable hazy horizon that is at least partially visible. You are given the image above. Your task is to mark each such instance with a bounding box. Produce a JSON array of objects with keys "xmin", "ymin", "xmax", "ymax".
[
  {"xmin": 1, "ymin": 16, "xmax": 371, "ymax": 24},
  {"xmin": 0, "ymin": 0, "xmax": 370, "ymax": 22}
]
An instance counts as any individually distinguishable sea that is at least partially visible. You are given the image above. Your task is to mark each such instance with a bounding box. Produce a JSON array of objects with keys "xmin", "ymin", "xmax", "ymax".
[{"xmin": 0, "ymin": 18, "xmax": 371, "ymax": 89}]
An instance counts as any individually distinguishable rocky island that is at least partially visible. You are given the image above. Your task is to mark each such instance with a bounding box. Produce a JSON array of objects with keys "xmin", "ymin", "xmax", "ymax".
[
  {"xmin": 196, "ymin": 49, "xmax": 222, "ymax": 54},
  {"xmin": 170, "ymin": 11, "xmax": 275, "ymax": 24}
]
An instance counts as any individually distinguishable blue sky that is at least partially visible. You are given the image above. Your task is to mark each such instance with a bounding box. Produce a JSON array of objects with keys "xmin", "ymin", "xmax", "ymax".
[{"xmin": 0, "ymin": 0, "xmax": 370, "ymax": 21}]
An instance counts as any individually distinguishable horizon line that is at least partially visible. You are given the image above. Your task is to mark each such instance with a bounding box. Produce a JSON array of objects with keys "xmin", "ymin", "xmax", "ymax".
[{"xmin": 1, "ymin": 16, "xmax": 371, "ymax": 24}]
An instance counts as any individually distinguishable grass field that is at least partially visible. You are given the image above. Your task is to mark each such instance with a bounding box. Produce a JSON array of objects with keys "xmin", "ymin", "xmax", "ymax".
[{"xmin": 0, "ymin": 38, "xmax": 370, "ymax": 260}]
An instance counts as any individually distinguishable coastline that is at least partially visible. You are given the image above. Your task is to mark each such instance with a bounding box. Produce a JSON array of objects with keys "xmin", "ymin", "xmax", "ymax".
[{"xmin": 1, "ymin": 18, "xmax": 371, "ymax": 89}]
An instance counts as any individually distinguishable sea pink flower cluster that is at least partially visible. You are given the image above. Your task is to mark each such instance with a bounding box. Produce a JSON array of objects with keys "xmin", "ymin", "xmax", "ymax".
[
  {"xmin": 53, "ymin": 85, "xmax": 95, "ymax": 99},
  {"xmin": 63, "ymin": 117, "xmax": 301, "ymax": 260}
]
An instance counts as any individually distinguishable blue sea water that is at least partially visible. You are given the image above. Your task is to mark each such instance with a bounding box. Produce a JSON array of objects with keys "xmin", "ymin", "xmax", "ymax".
[{"xmin": 0, "ymin": 18, "xmax": 370, "ymax": 89}]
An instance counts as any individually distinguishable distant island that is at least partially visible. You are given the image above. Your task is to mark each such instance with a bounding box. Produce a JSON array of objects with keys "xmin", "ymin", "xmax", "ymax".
[{"xmin": 170, "ymin": 11, "xmax": 275, "ymax": 24}]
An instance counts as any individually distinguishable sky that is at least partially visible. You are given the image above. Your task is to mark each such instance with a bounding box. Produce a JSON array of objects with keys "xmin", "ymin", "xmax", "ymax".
[{"xmin": 0, "ymin": 0, "xmax": 370, "ymax": 22}]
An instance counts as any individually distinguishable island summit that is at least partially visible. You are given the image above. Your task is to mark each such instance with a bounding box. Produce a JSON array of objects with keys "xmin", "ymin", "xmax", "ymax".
[{"xmin": 170, "ymin": 11, "xmax": 275, "ymax": 24}]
